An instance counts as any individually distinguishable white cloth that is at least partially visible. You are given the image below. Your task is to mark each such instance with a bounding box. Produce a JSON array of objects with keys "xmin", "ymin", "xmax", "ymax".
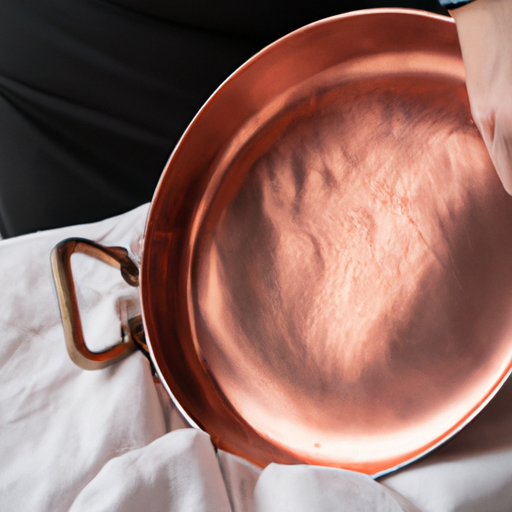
[{"xmin": 1, "ymin": 204, "xmax": 512, "ymax": 512}]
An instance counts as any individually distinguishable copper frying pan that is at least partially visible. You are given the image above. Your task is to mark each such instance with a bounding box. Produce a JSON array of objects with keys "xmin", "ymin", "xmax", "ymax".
[{"xmin": 52, "ymin": 8, "xmax": 512, "ymax": 477}]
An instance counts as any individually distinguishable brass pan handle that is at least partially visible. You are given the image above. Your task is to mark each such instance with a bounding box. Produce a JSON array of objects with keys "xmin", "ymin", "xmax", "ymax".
[{"xmin": 51, "ymin": 238, "xmax": 140, "ymax": 370}]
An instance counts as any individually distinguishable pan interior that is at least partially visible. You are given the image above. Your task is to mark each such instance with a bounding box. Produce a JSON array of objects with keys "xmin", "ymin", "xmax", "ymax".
[{"xmin": 188, "ymin": 61, "xmax": 512, "ymax": 471}]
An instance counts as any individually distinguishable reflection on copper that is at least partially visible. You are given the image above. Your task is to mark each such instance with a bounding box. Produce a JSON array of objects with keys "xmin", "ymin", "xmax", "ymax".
[{"xmin": 141, "ymin": 9, "xmax": 512, "ymax": 475}]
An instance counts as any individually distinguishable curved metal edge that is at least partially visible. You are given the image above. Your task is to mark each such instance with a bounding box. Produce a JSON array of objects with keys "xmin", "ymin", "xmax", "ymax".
[
  {"xmin": 142, "ymin": 7, "xmax": 455, "ymax": 242},
  {"xmin": 372, "ymin": 363, "xmax": 512, "ymax": 478},
  {"xmin": 142, "ymin": 322, "xmax": 202, "ymax": 430}
]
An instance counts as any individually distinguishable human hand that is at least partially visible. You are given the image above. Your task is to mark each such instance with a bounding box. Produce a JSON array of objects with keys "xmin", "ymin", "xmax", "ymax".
[{"xmin": 450, "ymin": 0, "xmax": 512, "ymax": 193}]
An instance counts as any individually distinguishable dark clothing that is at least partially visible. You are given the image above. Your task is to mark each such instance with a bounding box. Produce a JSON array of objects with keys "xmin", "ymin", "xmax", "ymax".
[{"xmin": 0, "ymin": 0, "xmax": 447, "ymax": 237}]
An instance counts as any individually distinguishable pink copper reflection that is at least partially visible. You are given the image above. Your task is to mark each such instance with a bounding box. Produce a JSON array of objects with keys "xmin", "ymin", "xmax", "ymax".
[
  {"xmin": 141, "ymin": 10, "xmax": 512, "ymax": 475},
  {"xmin": 194, "ymin": 74, "xmax": 512, "ymax": 470}
]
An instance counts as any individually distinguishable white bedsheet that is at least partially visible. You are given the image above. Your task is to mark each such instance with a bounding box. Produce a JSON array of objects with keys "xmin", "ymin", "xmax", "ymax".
[{"xmin": 2, "ymin": 204, "xmax": 512, "ymax": 512}]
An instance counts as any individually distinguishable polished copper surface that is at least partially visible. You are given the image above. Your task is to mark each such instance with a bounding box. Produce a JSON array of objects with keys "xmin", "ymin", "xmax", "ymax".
[{"xmin": 140, "ymin": 9, "xmax": 512, "ymax": 475}]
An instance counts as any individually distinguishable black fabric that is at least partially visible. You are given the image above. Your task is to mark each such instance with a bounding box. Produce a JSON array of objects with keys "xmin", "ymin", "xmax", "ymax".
[{"xmin": 0, "ymin": 0, "xmax": 447, "ymax": 237}]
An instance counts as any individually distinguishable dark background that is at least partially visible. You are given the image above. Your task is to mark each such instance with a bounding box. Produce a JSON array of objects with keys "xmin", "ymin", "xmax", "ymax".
[{"xmin": 0, "ymin": 0, "xmax": 447, "ymax": 237}]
